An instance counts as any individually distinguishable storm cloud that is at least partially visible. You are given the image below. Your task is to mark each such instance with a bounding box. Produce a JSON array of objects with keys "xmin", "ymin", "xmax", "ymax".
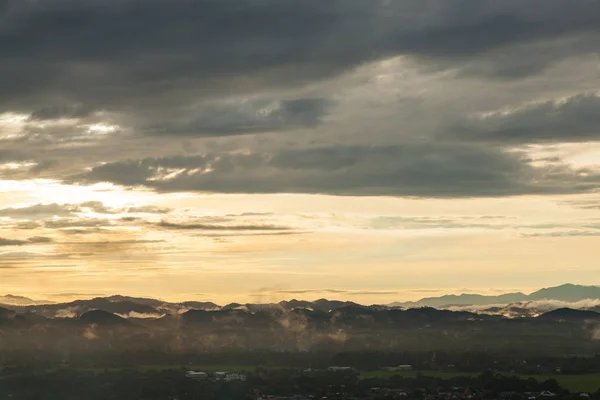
[
  {"xmin": 74, "ymin": 144, "xmax": 600, "ymax": 197},
  {"xmin": 451, "ymin": 93, "xmax": 600, "ymax": 143},
  {"xmin": 3, "ymin": 0, "xmax": 600, "ymax": 127},
  {"xmin": 2, "ymin": 0, "xmax": 600, "ymax": 199}
]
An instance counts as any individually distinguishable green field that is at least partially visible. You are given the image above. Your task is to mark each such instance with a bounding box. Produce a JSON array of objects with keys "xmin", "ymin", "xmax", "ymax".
[
  {"xmin": 4, "ymin": 365, "xmax": 600, "ymax": 393},
  {"xmin": 360, "ymin": 370, "xmax": 600, "ymax": 393},
  {"xmin": 86, "ymin": 366, "xmax": 600, "ymax": 392}
]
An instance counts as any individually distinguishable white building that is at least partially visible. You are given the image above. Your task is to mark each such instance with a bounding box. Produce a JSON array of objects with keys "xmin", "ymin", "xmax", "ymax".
[
  {"xmin": 327, "ymin": 366, "xmax": 357, "ymax": 372},
  {"xmin": 185, "ymin": 371, "xmax": 208, "ymax": 380},
  {"xmin": 225, "ymin": 372, "xmax": 247, "ymax": 382},
  {"xmin": 214, "ymin": 371, "xmax": 247, "ymax": 382}
]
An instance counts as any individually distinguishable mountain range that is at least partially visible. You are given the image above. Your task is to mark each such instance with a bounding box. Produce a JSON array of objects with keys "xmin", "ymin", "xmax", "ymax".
[
  {"xmin": 3, "ymin": 296, "xmax": 600, "ymax": 356},
  {"xmin": 390, "ymin": 283, "xmax": 600, "ymax": 308},
  {"xmin": 2, "ymin": 283, "xmax": 600, "ymax": 319}
]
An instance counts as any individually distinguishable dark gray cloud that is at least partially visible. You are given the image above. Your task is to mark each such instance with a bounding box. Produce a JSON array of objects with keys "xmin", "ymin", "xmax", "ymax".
[
  {"xmin": 2, "ymin": 0, "xmax": 600, "ymax": 122},
  {"xmin": 73, "ymin": 144, "xmax": 600, "ymax": 197},
  {"xmin": 2, "ymin": 0, "xmax": 600, "ymax": 199},
  {"xmin": 145, "ymin": 98, "xmax": 331, "ymax": 137},
  {"xmin": 450, "ymin": 93, "xmax": 600, "ymax": 143},
  {"xmin": 0, "ymin": 150, "xmax": 26, "ymax": 162}
]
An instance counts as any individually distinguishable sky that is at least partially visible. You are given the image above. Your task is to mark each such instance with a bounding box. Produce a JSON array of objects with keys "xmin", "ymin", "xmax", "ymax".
[{"xmin": 1, "ymin": 0, "xmax": 600, "ymax": 305}]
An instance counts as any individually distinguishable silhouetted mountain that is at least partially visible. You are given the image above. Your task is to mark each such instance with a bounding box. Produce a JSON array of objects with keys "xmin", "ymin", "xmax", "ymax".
[
  {"xmin": 393, "ymin": 292, "xmax": 528, "ymax": 308},
  {"xmin": 13, "ymin": 298, "xmax": 160, "ymax": 318},
  {"xmin": 278, "ymin": 299, "xmax": 314, "ymax": 310},
  {"xmin": 79, "ymin": 310, "xmax": 131, "ymax": 326},
  {"xmin": 4, "ymin": 296, "xmax": 218, "ymax": 318},
  {"xmin": 0, "ymin": 307, "xmax": 15, "ymax": 319},
  {"xmin": 4, "ymin": 283, "xmax": 600, "ymax": 324},
  {"xmin": 312, "ymin": 299, "xmax": 363, "ymax": 312},
  {"xmin": 393, "ymin": 283, "xmax": 600, "ymax": 308},
  {"xmin": 103, "ymin": 295, "xmax": 164, "ymax": 307},
  {"xmin": 178, "ymin": 301, "xmax": 219, "ymax": 310},
  {"xmin": 0, "ymin": 294, "xmax": 53, "ymax": 306},
  {"xmin": 2, "ymin": 302, "xmax": 600, "ymax": 356},
  {"xmin": 528, "ymin": 283, "xmax": 600, "ymax": 302},
  {"xmin": 221, "ymin": 302, "xmax": 245, "ymax": 311},
  {"xmin": 538, "ymin": 308, "xmax": 600, "ymax": 320},
  {"xmin": 180, "ymin": 309, "xmax": 213, "ymax": 324}
]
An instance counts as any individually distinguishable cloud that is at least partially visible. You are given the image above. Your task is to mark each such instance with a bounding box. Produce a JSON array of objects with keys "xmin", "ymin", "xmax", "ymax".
[
  {"xmin": 227, "ymin": 212, "xmax": 274, "ymax": 217},
  {"xmin": 44, "ymin": 218, "xmax": 115, "ymax": 229},
  {"xmin": 562, "ymin": 199, "xmax": 600, "ymax": 210},
  {"xmin": 346, "ymin": 291, "xmax": 400, "ymax": 296},
  {"xmin": 125, "ymin": 205, "xmax": 171, "ymax": 214},
  {"xmin": 3, "ymin": 0, "xmax": 600, "ymax": 133},
  {"xmin": 156, "ymin": 220, "xmax": 291, "ymax": 231},
  {"xmin": 450, "ymin": 93, "xmax": 600, "ymax": 144},
  {"xmin": 0, "ymin": 203, "xmax": 81, "ymax": 218},
  {"xmin": 448, "ymin": 299, "xmax": 600, "ymax": 317},
  {"xmin": 145, "ymin": 98, "xmax": 332, "ymax": 137},
  {"xmin": 73, "ymin": 144, "xmax": 600, "ymax": 197},
  {"xmin": 521, "ymin": 230, "xmax": 600, "ymax": 238},
  {"xmin": 2, "ymin": 0, "xmax": 600, "ymax": 204},
  {"xmin": 53, "ymin": 236, "xmax": 164, "ymax": 267},
  {"xmin": 0, "ymin": 237, "xmax": 53, "ymax": 246},
  {"xmin": 275, "ymin": 289, "xmax": 349, "ymax": 295},
  {"xmin": 0, "ymin": 201, "xmax": 168, "ymax": 219},
  {"xmin": 0, "ymin": 238, "xmax": 30, "ymax": 247}
]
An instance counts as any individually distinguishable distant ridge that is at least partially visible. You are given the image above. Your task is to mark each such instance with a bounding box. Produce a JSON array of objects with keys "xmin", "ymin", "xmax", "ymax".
[
  {"xmin": 391, "ymin": 283, "xmax": 600, "ymax": 308},
  {"xmin": 0, "ymin": 294, "xmax": 53, "ymax": 306}
]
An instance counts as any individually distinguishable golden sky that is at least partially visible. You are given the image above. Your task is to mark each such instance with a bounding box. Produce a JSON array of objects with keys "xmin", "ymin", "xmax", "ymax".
[{"xmin": 2, "ymin": 1, "xmax": 600, "ymax": 305}]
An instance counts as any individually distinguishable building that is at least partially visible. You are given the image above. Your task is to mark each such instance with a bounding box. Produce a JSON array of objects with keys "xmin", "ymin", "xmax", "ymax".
[
  {"xmin": 225, "ymin": 372, "xmax": 247, "ymax": 382},
  {"xmin": 185, "ymin": 371, "xmax": 208, "ymax": 380},
  {"xmin": 327, "ymin": 366, "xmax": 357, "ymax": 373},
  {"xmin": 214, "ymin": 371, "xmax": 247, "ymax": 382},
  {"xmin": 382, "ymin": 364, "xmax": 414, "ymax": 371}
]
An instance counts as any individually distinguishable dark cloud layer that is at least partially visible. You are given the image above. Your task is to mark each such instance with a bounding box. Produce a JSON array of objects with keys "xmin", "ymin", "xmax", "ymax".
[
  {"xmin": 2, "ymin": 0, "xmax": 600, "ymax": 198},
  {"xmin": 2, "ymin": 0, "xmax": 600, "ymax": 118},
  {"xmin": 145, "ymin": 98, "xmax": 331, "ymax": 137},
  {"xmin": 74, "ymin": 144, "xmax": 600, "ymax": 197},
  {"xmin": 451, "ymin": 93, "xmax": 600, "ymax": 143}
]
